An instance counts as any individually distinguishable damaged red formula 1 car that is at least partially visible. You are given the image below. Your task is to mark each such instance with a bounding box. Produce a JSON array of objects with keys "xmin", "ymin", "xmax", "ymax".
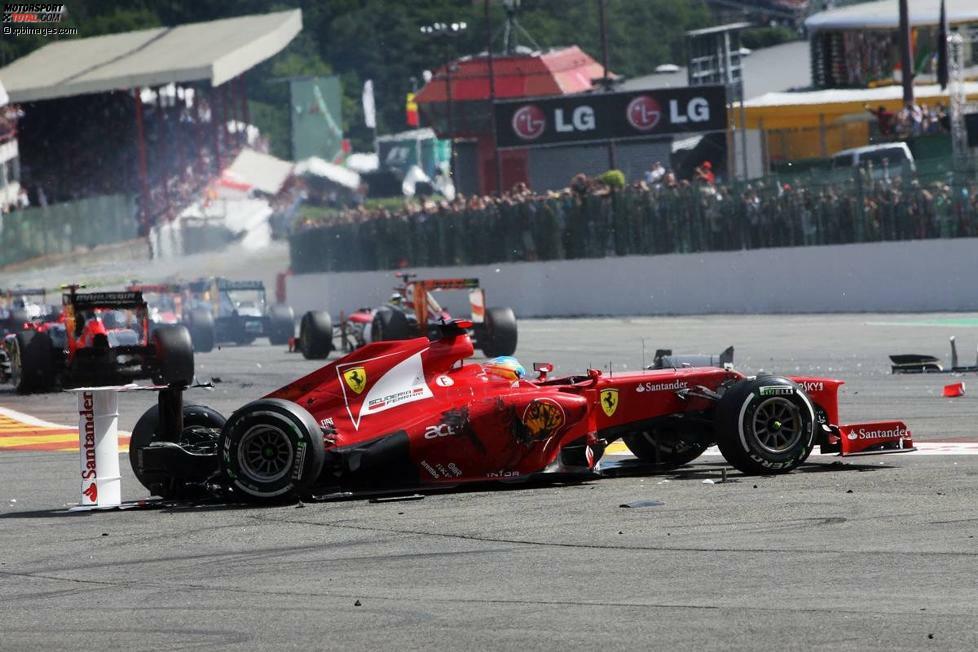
[{"xmin": 131, "ymin": 321, "xmax": 913, "ymax": 502}]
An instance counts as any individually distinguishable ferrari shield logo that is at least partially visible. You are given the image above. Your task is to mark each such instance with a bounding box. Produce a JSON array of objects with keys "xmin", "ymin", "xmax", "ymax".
[
  {"xmin": 343, "ymin": 366, "xmax": 368, "ymax": 394},
  {"xmin": 600, "ymin": 389, "xmax": 619, "ymax": 417}
]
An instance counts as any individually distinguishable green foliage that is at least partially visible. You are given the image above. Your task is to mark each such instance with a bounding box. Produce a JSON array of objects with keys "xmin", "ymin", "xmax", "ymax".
[
  {"xmin": 598, "ymin": 169, "xmax": 626, "ymax": 189},
  {"xmin": 741, "ymin": 26, "xmax": 798, "ymax": 50}
]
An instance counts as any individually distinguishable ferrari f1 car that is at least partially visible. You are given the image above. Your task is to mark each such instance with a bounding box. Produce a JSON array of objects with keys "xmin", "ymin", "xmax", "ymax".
[
  {"xmin": 292, "ymin": 274, "xmax": 517, "ymax": 360},
  {"xmin": 1, "ymin": 286, "xmax": 194, "ymax": 393},
  {"xmin": 127, "ymin": 282, "xmax": 185, "ymax": 332},
  {"xmin": 182, "ymin": 277, "xmax": 294, "ymax": 352},
  {"xmin": 129, "ymin": 320, "xmax": 912, "ymax": 503}
]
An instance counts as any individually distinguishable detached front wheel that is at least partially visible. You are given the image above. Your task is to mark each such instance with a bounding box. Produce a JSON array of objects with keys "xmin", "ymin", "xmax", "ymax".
[
  {"xmin": 715, "ymin": 376, "xmax": 815, "ymax": 475},
  {"xmin": 219, "ymin": 399, "xmax": 326, "ymax": 501}
]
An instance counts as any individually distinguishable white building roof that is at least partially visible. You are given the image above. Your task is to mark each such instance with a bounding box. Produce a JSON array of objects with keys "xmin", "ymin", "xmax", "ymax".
[
  {"xmin": 0, "ymin": 9, "xmax": 301, "ymax": 103},
  {"xmin": 806, "ymin": 0, "xmax": 978, "ymax": 32}
]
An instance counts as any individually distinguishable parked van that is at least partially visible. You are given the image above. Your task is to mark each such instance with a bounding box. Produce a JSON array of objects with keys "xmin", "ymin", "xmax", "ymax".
[{"xmin": 830, "ymin": 143, "xmax": 916, "ymax": 178}]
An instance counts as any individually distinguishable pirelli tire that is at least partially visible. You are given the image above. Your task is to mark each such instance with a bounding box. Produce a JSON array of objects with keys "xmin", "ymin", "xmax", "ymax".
[
  {"xmin": 267, "ymin": 304, "xmax": 295, "ymax": 346},
  {"xmin": 298, "ymin": 310, "xmax": 333, "ymax": 359},
  {"xmin": 151, "ymin": 325, "xmax": 195, "ymax": 386},
  {"xmin": 715, "ymin": 376, "xmax": 816, "ymax": 475},
  {"xmin": 219, "ymin": 399, "xmax": 326, "ymax": 501},
  {"xmin": 622, "ymin": 428, "xmax": 709, "ymax": 470},
  {"xmin": 371, "ymin": 307, "xmax": 411, "ymax": 342},
  {"xmin": 479, "ymin": 307, "xmax": 518, "ymax": 357},
  {"xmin": 11, "ymin": 330, "xmax": 55, "ymax": 393},
  {"xmin": 187, "ymin": 308, "xmax": 215, "ymax": 353},
  {"xmin": 129, "ymin": 404, "xmax": 226, "ymax": 499}
]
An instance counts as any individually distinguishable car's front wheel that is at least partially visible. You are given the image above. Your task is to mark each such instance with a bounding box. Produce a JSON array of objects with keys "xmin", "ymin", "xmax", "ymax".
[
  {"xmin": 715, "ymin": 376, "xmax": 815, "ymax": 475},
  {"xmin": 219, "ymin": 399, "xmax": 326, "ymax": 501},
  {"xmin": 622, "ymin": 428, "xmax": 709, "ymax": 470}
]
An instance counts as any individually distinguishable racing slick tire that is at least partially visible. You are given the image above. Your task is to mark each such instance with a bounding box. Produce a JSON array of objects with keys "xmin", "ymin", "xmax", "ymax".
[
  {"xmin": 622, "ymin": 429, "xmax": 709, "ymax": 470},
  {"xmin": 715, "ymin": 376, "xmax": 816, "ymax": 475},
  {"xmin": 129, "ymin": 404, "xmax": 226, "ymax": 499},
  {"xmin": 298, "ymin": 311, "xmax": 333, "ymax": 359},
  {"xmin": 371, "ymin": 307, "xmax": 412, "ymax": 342},
  {"xmin": 267, "ymin": 304, "xmax": 295, "ymax": 346},
  {"xmin": 219, "ymin": 398, "xmax": 326, "ymax": 501},
  {"xmin": 151, "ymin": 325, "xmax": 195, "ymax": 386},
  {"xmin": 187, "ymin": 308, "xmax": 215, "ymax": 353},
  {"xmin": 10, "ymin": 330, "xmax": 55, "ymax": 393},
  {"xmin": 478, "ymin": 307, "xmax": 518, "ymax": 357}
]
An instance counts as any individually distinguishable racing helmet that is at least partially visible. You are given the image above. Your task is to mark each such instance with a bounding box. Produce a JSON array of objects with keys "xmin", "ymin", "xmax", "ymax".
[{"xmin": 484, "ymin": 356, "xmax": 526, "ymax": 381}]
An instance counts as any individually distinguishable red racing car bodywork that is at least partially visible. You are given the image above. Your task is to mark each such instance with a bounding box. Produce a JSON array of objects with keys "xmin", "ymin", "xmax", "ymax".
[{"xmin": 131, "ymin": 323, "xmax": 913, "ymax": 502}]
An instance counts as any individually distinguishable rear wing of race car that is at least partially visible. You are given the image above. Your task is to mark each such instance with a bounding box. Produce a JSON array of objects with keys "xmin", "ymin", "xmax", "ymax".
[
  {"xmin": 127, "ymin": 283, "xmax": 183, "ymax": 294},
  {"xmin": 1, "ymin": 287, "xmax": 47, "ymax": 304},
  {"xmin": 67, "ymin": 291, "xmax": 146, "ymax": 309},
  {"xmin": 216, "ymin": 279, "xmax": 266, "ymax": 292}
]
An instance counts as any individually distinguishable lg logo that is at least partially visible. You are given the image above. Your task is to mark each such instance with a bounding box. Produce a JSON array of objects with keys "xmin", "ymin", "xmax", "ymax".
[
  {"xmin": 626, "ymin": 95, "xmax": 662, "ymax": 131},
  {"xmin": 512, "ymin": 104, "xmax": 546, "ymax": 140}
]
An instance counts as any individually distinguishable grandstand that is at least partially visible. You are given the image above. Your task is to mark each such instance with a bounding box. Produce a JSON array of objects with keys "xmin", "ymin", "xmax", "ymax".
[{"xmin": 0, "ymin": 9, "xmax": 301, "ymax": 266}]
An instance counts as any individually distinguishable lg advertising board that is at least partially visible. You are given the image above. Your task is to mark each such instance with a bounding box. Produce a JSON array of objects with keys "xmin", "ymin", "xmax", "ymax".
[{"xmin": 494, "ymin": 86, "xmax": 727, "ymax": 149}]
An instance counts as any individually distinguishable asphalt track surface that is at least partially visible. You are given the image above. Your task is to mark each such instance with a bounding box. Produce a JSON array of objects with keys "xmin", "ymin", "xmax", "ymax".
[{"xmin": 2, "ymin": 314, "xmax": 978, "ymax": 650}]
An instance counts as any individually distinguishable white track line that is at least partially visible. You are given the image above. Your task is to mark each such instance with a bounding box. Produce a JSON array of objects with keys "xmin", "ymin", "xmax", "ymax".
[{"xmin": 0, "ymin": 406, "xmax": 71, "ymax": 429}]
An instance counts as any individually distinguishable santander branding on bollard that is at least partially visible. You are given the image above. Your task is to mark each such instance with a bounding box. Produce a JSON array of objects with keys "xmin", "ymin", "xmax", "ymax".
[{"xmin": 68, "ymin": 385, "xmax": 155, "ymax": 511}]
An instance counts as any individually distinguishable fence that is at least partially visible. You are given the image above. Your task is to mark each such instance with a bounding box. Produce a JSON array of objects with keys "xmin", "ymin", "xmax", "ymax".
[
  {"xmin": 0, "ymin": 194, "xmax": 137, "ymax": 267},
  {"xmin": 289, "ymin": 169, "xmax": 976, "ymax": 274}
]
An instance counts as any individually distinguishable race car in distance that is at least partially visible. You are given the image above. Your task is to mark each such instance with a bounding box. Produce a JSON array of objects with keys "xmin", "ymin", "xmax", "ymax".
[
  {"xmin": 129, "ymin": 320, "xmax": 912, "ymax": 503},
  {"xmin": 293, "ymin": 274, "xmax": 517, "ymax": 360},
  {"xmin": 0, "ymin": 287, "xmax": 59, "ymax": 334},
  {"xmin": 181, "ymin": 277, "xmax": 294, "ymax": 352},
  {"xmin": 0, "ymin": 286, "xmax": 194, "ymax": 393},
  {"xmin": 127, "ymin": 282, "xmax": 185, "ymax": 332}
]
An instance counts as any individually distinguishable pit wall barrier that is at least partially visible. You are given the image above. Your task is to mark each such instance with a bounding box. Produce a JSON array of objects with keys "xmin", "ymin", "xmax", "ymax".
[{"xmin": 285, "ymin": 238, "xmax": 978, "ymax": 318}]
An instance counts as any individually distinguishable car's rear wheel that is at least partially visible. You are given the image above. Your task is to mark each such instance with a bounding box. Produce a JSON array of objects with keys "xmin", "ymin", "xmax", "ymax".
[
  {"xmin": 11, "ymin": 330, "xmax": 55, "ymax": 393},
  {"xmin": 371, "ymin": 308, "xmax": 411, "ymax": 342},
  {"xmin": 219, "ymin": 399, "xmax": 326, "ymax": 501},
  {"xmin": 299, "ymin": 311, "xmax": 333, "ymax": 359},
  {"xmin": 152, "ymin": 325, "xmax": 195, "ymax": 386},
  {"xmin": 187, "ymin": 308, "xmax": 215, "ymax": 353},
  {"xmin": 715, "ymin": 376, "xmax": 815, "ymax": 475},
  {"xmin": 129, "ymin": 404, "xmax": 225, "ymax": 498},
  {"xmin": 267, "ymin": 304, "xmax": 295, "ymax": 345},
  {"xmin": 479, "ymin": 307, "xmax": 518, "ymax": 357}
]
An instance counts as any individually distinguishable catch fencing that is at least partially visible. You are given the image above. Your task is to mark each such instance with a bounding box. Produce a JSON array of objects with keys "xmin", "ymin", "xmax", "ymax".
[
  {"xmin": 0, "ymin": 194, "xmax": 137, "ymax": 267},
  {"xmin": 289, "ymin": 168, "xmax": 976, "ymax": 274}
]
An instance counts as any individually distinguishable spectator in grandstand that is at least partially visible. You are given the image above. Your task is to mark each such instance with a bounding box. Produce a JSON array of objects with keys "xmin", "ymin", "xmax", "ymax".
[
  {"xmin": 694, "ymin": 161, "xmax": 715, "ymax": 186},
  {"xmin": 865, "ymin": 104, "xmax": 895, "ymax": 136},
  {"xmin": 644, "ymin": 161, "xmax": 666, "ymax": 186}
]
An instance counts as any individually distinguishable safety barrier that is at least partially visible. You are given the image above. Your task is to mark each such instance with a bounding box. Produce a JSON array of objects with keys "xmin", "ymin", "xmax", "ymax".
[
  {"xmin": 286, "ymin": 237, "xmax": 978, "ymax": 317},
  {"xmin": 0, "ymin": 194, "xmax": 137, "ymax": 268}
]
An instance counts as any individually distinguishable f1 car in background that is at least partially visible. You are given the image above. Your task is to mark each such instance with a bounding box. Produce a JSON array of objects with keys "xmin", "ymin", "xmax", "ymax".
[
  {"xmin": 129, "ymin": 320, "xmax": 911, "ymax": 503},
  {"xmin": 0, "ymin": 286, "xmax": 194, "ymax": 393},
  {"xmin": 127, "ymin": 282, "xmax": 185, "ymax": 333},
  {"xmin": 890, "ymin": 336, "xmax": 978, "ymax": 374},
  {"xmin": 0, "ymin": 287, "xmax": 59, "ymax": 334},
  {"xmin": 181, "ymin": 277, "xmax": 294, "ymax": 352},
  {"xmin": 293, "ymin": 274, "xmax": 517, "ymax": 360}
]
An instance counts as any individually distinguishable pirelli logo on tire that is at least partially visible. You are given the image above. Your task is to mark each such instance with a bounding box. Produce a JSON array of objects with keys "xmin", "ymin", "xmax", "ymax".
[{"xmin": 758, "ymin": 385, "xmax": 795, "ymax": 397}]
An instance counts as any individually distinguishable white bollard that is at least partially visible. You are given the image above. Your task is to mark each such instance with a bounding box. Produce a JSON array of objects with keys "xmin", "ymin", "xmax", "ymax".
[{"xmin": 72, "ymin": 388, "xmax": 122, "ymax": 509}]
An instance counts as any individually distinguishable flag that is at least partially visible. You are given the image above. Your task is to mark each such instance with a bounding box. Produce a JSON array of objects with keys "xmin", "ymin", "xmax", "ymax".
[
  {"xmin": 405, "ymin": 92, "xmax": 419, "ymax": 127},
  {"xmin": 362, "ymin": 79, "xmax": 376, "ymax": 129},
  {"xmin": 937, "ymin": 0, "xmax": 949, "ymax": 89}
]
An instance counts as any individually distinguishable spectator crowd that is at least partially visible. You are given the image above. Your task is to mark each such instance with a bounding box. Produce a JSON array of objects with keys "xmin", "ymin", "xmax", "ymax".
[{"xmin": 289, "ymin": 164, "xmax": 978, "ymax": 274}]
